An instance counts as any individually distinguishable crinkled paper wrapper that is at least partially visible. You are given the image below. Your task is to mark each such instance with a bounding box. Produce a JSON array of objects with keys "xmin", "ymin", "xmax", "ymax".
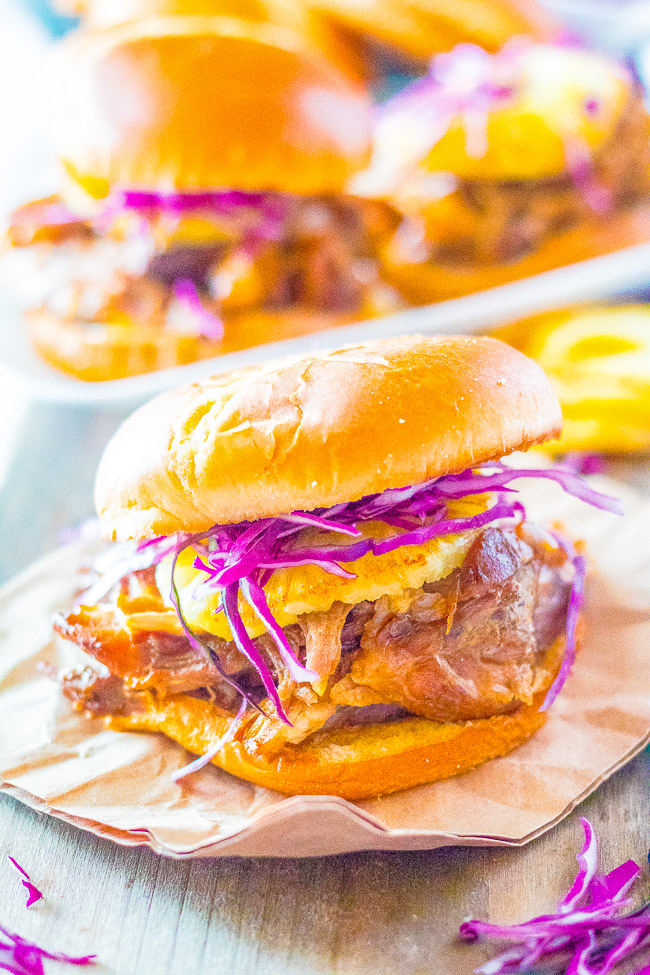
[{"xmin": 0, "ymin": 478, "xmax": 649, "ymax": 858}]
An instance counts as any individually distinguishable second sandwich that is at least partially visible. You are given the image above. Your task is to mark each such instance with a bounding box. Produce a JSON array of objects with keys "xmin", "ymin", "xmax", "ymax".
[{"xmin": 4, "ymin": 16, "xmax": 397, "ymax": 381}]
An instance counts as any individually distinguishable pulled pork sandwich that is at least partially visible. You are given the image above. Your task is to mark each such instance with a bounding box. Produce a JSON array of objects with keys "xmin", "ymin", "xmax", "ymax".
[
  {"xmin": 359, "ymin": 42, "xmax": 650, "ymax": 303},
  {"xmin": 2, "ymin": 17, "xmax": 397, "ymax": 382},
  {"xmin": 54, "ymin": 335, "xmax": 620, "ymax": 798}
]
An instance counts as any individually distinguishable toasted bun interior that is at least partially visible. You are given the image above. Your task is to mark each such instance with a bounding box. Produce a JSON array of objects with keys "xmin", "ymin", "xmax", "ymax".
[
  {"xmin": 95, "ymin": 334, "xmax": 562, "ymax": 538},
  {"xmin": 49, "ymin": 16, "xmax": 372, "ymax": 198}
]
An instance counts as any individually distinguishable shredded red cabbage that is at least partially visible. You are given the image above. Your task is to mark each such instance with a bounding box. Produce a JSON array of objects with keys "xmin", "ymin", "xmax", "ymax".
[
  {"xmin": 107, "ymin": 189, "xmax": 289, "ymax": 245},
  {"xmin": 172, "ymin": 279, "xmax": 224, "ymax": 342},
  {"xmin": 6, "ymin": 858, "xmax": 43, "ymax": 910},
  {"xmin": 460, "ymin": 819, "xmax": 650, "ymax": 975},
  {"xmin": 58, "ymin": 519, "xmax": 101, "ymax": 547},
  {"xmin": 115, "ymin": 190, "xmax": 269, "ymax": 213},
  {"xmin": 565, "ymin": 141, "xmax": 615, "ymax": 215},
  {"xmin": 0, "ymin": 923, "xmax": 95, "ymax": 974},
  {"xmin": 123, "ymin": 463, "xmax": 620, "ymax": 725},
  {"xmin": 379, "ymin": 41, "xmax": 616, "ymax": 214},
  {"xmin": 171, "ymin": 697, "xmax": 247, "ymax": 782},
  {"xmin": 540, "ymin": 534, "xmax": 586, "ymax": 714},
  {"xmin": 378, "ymin": 42, "xmax": 521, "ymax": 163},
  {"xmin": 562, "ymin": 453, "xmax": 606, "ymax": 477}
]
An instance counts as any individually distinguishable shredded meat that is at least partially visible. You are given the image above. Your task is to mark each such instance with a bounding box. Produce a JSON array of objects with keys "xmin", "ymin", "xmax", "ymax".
[
  {"xmin": 300, "ymin": 602, "xmax": 351, "ymax": 684},
  {"xmin": 4, "ymin": 195, "xmax": 397, "ymax": 327},
  {"xmin": 346, "ymin": 530, "xmax": 562, "ymax": 721},
  {"xmin": 54, "ymin": 568, "xmax": 221, "ymax": 695},
  {"xmin": 55, "ymin": 525, "xmax": 572, "ymax": 752},
  {"xmin": 61, "ymin": 667, "xmax": 134, "ymax": 717}
]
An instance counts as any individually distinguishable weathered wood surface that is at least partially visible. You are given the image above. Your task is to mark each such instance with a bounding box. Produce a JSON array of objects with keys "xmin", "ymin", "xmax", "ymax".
[{"xmin": 0, "ymin": 402, "xmax": 648, "ymax": 975}]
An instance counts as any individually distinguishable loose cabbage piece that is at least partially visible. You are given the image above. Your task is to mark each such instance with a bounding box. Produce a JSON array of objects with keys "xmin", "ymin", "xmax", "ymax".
[
  {"xmin": 0, "ymin": 923, "xmax": 95, "ymax": 974},
  {"xmin": 460, "ymin": 819, "xmax": 650, "ymax": 975},
  {"xmin": 92, "ymin": 463, "xmax": 621, "ymax": 725},
  {"xmin": 171, "ymin": 697, "xmax": 248, "ymax": 782},
  {"xmin": 6, "ymin": 858, "xmax": 43, "ymax": 909}
]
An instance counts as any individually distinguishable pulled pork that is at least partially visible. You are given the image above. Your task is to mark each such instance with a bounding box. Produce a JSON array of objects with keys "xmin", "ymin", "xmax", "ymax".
[
  {"xmin": 55, "ymin": 525, "xmax": 572, "ymax": 757},
  {"xmin": 3, "ymin": 194, "xmax": 399, "ymax": 331}
]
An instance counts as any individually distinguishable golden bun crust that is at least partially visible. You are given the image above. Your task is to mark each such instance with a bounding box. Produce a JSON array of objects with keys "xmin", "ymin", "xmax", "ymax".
[
  {"xmin": 382, "ymin": 203, "xmax": 650, "ymax": 304},
  {"xmin": 74, "ymin": 0, "xmax": 366, "ymax": 80},
  {"xmin": 25, "ymin": 306, "xmax": 366, "ymax": 383},
  {"xmin": 95, "ymin": 333, "xmax": 562, "ymax": 539},
  {"xmin": 305, "ymin": 0, "xmax": 557, "ymax": 65},
  {"xmin": 79, "ymin": 0, "xmax": 314, "ymax": 27},
  {"xmin": 108, "ymin": 641, "xmax": 563, "ymax": 799},
  {"xmin": 25, "ymin": 311, "xmax": 222, "ymax": 383},
  {"xmin": 50, "ymin": 16, "xmax": 372, "ymax": 198}
]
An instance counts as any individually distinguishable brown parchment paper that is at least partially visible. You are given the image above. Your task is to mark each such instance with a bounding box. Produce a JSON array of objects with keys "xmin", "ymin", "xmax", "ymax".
[{"xmin": 0, "ymin": 476, "xmax": 649, "ymax": 858}]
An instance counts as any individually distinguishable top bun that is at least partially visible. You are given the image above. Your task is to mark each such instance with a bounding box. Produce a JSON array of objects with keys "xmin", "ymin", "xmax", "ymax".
[
  {"xmin": 77, "ymin": 0, "xmax": 312, "ymax": 27},
  {"xmin": 49, "ymin": 16, "xmax": 372, "ymax": 199},
  {"xmin": 305, "ymin": 0, "xmax": 557, "ymax": 65},
  {"xmin": 95, "ymin": 334, "xmax": 562, "ymax": 539},
  {"xmin": 70, "ymin": 0, "xmax": 365, "ymax": 79},
  {"xmin": 364, "ymin": 43, "xmax": 633, "ymax": 187}
]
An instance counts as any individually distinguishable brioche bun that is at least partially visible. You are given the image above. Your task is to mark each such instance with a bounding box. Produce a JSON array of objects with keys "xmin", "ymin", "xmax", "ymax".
[
  {"xmin": 77, "ymin": 0, "xmax": 315, "ymax": 28},
  {"xmin": 381, "ymin": 203, "xmax": 650, "ymax": 304},
  {"xmin": 72, "ymin": 0, "xmax": 366, "ymax": 80},
  {"xmin": 303, "ymin": 0, "xmax": 557, "ymax": 66},
  {"xmin": 25, "ymin": 305, "xmax": 366, "ymax": 383},
  {"xmin": 95, "ymin": 333, "xmax": 562, "ymax": 539},
  {"xmin": 25, "ymin": 310, "xmax": 223, "ymax": 383},
  {"xmin": 49, "ymin": 17, "xmax": 372, "ymax": 199},
  {"xmin": 108, "ymin": 636, "xmax": 563, "ymax": 799}
]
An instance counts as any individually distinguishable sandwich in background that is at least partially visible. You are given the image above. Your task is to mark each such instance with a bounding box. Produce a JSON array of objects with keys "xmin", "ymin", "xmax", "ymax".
[
  {"xmin": 358, "ymin": 41, "xmax": 650, "ymax": 303},
  {"xmin": 52, "ymin": 333, "xmax": 620, "ymax": 798},
  {"xmin": 493, "ymin": 305, "xmax": 650, "ymax": 455},
  {"xmin": 301, "ymin": 0, "xmax": 558, "ymax": 69},
  {"xmin": 2, "ymin": 16, "xmax": 399, "ymax": 382}
]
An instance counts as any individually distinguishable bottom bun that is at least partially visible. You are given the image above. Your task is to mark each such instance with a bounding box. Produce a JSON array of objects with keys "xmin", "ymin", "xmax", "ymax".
[
  {"xmin": 108, "ymin": 637, "xmax": 565, "ymax": 800},
  {"xmin": 382, "ymin": 203, "xmax": 650, "ymax": 305},
  {"xmin": 26, "ymin": 306, "xmax": 365, "ymax": 383}
]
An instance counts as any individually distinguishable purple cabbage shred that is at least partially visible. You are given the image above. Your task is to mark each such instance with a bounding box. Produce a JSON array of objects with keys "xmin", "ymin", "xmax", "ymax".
[
  {"xmin": 172, "ymin": 279, "xmax": 224, "ymax": 341},
  {"xmin": 171, "ymin": 697, "xmax": 248, "ymax": 782},
  {"xmin": 6, "ymin": 858, "xmax": 43, "ymax": 910},
  {"xmin": 106, "ymin": 188, "xmax": 289, "ymax": 247},
  {"xmin": 460, "ymin": 818, "xmax": 650, "ymax": 975},
  {"xmin": 107, "ymin": 462, "xmax": 621, "ymax": 726},
  {"xmin": 0, "ymin": 923, "xmax": 95, "ymax": 974}
]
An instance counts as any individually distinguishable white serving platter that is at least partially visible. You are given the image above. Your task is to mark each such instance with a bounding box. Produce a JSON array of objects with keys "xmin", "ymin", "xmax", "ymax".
[{"xmin": 2, "ymin": 240, "xmax": 650, "ymax": 408}]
